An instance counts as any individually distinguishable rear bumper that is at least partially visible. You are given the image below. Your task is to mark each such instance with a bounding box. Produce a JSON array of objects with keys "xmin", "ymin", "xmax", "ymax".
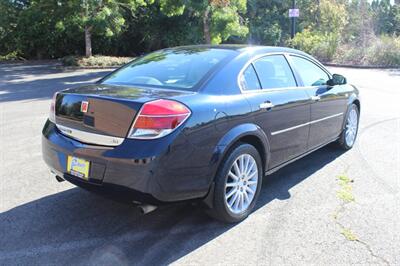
[{"xmin": 42, "ymin": 120, "xmax": 213, "ymax": 203}]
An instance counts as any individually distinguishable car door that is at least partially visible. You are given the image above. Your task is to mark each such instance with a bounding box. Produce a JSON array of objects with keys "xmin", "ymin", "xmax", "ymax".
[
  {"xmin": 240, "ymin": 54, "xmax": 311, "ymax": 168},
  {"xmin": 288, "ymin": 55, "xmax": 348, "ymax": 150}
]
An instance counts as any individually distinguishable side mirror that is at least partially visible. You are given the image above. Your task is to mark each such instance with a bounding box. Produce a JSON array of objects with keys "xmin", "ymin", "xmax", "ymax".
[{"xmin": 327, "ymin": 74, "xmax": 347, "ymax": 86}]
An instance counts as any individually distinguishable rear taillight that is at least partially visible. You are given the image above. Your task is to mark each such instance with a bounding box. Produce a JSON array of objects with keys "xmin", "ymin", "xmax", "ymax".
[
  {"xmin": 49, "ymin": 92, "xmax": 58, "ymax": 123},
  {"xmin": 128, "ymin": 99, "xmax": 191, "ymax": 139}
]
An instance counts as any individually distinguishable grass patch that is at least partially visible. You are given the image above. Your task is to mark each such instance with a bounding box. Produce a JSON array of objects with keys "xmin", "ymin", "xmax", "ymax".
[
  {"xmin": 62, "ymin": 55, "xmax": 134, "ymax": 67},
  {"xmin": 337, "ymin": 190, "xmax": 355, "ymax": 202},
  {"xmin": 336, "ymin": 175, "xmax": 355, "ymax": 203},
  {"xmin": 338, "ymin": 175, "xmax": 352, "ymax": 183},
  {"xmin": 341, "ymin": 228, "xmax": 358, "ymax": 241}
]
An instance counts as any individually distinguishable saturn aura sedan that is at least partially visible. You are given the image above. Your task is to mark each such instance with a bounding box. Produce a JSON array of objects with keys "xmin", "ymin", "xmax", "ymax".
[{"xmin": 42, "ymin": 45, "xmax": 360, "ymax": 222}]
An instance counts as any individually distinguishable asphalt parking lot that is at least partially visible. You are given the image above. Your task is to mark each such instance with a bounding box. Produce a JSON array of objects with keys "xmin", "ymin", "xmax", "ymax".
[{"xmin": 0, "ymin": 62, "xmax": 399, "ymax": 265}]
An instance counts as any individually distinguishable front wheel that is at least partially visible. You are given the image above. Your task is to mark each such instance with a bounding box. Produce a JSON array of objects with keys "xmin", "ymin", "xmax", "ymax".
[
  {"xmin": 207, "ymin": 143, "xmax": 263, "ymax": 223},
  {"xmin": 338, "ymin": 104, "xmax": 359, "ymax": 150}
]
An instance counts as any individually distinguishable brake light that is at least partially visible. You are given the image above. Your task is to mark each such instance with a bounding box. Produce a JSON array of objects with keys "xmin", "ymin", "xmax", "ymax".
[
  {"xmin": 49, "ymin": 92, "xmax": 58, "ymax": 123},
  {"xmin": 128, "ymin": 99, "xmax": 191, "ymax": 139}
]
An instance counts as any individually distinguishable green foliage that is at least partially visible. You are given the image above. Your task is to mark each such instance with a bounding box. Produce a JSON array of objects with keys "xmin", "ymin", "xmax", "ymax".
[
  {"xmin": 0, "ymin": 0, "xmax": 399, "ymax": 67},
  {"xmin": 0, "ymin": 51, "xmax": 22, "ymax": 61},
  {"xmin": 77, "ymin": 0, "xmax": 152, "ymax": 36},
  {"xmin": 341, "ymin": 228, "xmax": 358, "ymax": 241},
  {"xmin": 336, "ymin": 174, "xmax": 355, "ymax": 203},
  {"xmin": 246, "ymin": 0, "xmax": 291, "ymax": 45},
  {"xmin": 372, "ymin": 0, "xmax": 400, "ymax": 35},
  {"xmin": 14, "ymin": 1, "xmax": 83, "ymax": 58},
  {"xmin": 160, "ymin": 0, "xmax": 248, "ymax": 44},
  {"xmin": 366, "ymin": 35, "xmax": 400, "ymax": 66},
  {"xmin": 318, "ymin": 0, "xmax": 348, "ymax": 34},
  {"xmin": 289, "ymin": 0, "xmax": 347, "ymax": 61},
  {"xmin": 210, "ymin": 1, "xmax": 248, "ymax": 44},
  {"xmin": 289, "ymin": 29, "xmax": 337, "ymax": 62},
  {"xmin": 334, "ymin": 35, "xmax": 400, "ymax": 66}
]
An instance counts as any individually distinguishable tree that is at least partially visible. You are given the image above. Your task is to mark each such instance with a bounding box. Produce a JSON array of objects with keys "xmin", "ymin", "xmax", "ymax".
[
  {"xmin": 77, "ymin": 0, "xmax": 153, "ymax": 57},
  {"xmin": 160, "ymin": 0, "xmax": 248, "ymax": 44},
  {"xmin": 10, "ymin": 0, "xmax": 82, "ymax": 59},
  {"xmin": 246, "ymin": 0, "xmax": 292, "ymax": 45},
  {"xmin": 0, "ymin": 0, "xmax": 27, "ymax": 56},
  {"xmin": 290, "ymin": 0, "xmax": 348, "ymax": 61},
  {"xmin": 372, "ymin": 0, "xmax": 400, "ymax": 35}
]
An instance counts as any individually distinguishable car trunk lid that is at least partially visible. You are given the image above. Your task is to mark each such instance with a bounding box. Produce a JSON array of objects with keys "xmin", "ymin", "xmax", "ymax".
[{"xmin": 54, "ymin": 84, "xmax": 194, "ymax": 145}]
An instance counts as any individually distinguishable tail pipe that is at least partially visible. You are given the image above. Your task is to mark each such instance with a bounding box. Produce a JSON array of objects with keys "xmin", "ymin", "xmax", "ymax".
[
  {"xmin": 137, "ymin": 204, "xmax": 158, "ymax": 214},
  {"xmin": 50, "ymin": 170, "xmax": 64, "ymax": 182},
  {"xmin": 55, "ymin": 175, "xmax": 65, "ymax": 182}
]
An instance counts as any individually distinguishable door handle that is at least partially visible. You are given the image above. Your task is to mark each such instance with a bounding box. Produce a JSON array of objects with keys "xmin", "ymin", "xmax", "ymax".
[
  {"xmin": 310, "ymin": 95, "xmax": 321, "ymax": 101},
  {"xmin": 259, "ymin": 101, "xmax": 274, "ymax": 110}
]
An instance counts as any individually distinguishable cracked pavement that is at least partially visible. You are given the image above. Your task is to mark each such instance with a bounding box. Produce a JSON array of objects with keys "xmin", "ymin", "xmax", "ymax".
[{"xmin": 0, "ymin": 63, "xmax": 399, "ymax": 265}]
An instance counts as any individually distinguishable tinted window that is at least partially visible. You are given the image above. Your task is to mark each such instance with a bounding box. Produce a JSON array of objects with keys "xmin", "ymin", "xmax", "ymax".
[
  {"xmin": 253, "ymin": 55, "xmax": 297, "ymax": 89},
  {"xmin": 290, "ymin": 56, "xmax": 330, "ymax": 86},
  {"xmin": 102, "ymin": 48, "xmax": 236, "ymax": 90},
  {"xmin": 240, "ymin": 65, "xmax": 261, "ymax": 91}
]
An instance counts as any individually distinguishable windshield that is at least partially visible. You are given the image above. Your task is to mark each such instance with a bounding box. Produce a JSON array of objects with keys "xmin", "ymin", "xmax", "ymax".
[{"xmin": 101, "ymin": 48, "xmax": 236, "ymax": 91}]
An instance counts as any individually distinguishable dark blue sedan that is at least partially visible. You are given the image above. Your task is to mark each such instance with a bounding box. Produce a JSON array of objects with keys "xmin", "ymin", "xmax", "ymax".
[{"xmin": 42, "ymin": 45, "xmax": 360, "ymax": 222}]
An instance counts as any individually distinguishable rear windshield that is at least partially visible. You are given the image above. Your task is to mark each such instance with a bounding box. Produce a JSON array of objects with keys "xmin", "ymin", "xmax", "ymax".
[{"xmin": 101, "ymin": 48, "xmax": 236, "ymax": 91}]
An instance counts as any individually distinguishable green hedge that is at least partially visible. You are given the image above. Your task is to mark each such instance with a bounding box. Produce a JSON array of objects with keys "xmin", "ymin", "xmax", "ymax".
[
  {"xmin": 288, "ymin": 29, "xmax": 339, "ymax": 62},
  {"xmin": 0, "ymin": 51, "xmax": 24, "ymax": 61},
  {"xmin": 290, "ymin": 31, "xmax": 400, "ymax": 67},
  {"xmin": 62, "ymin": 55, "xmax": 134, "ymax": 67},
  {"xmin": 334, "ymin": 36, "xmax": 400, "ymax": 67}
]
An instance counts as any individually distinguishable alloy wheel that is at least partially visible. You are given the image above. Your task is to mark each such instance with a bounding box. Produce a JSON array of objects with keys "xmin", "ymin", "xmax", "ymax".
[
  {"xmin": 345, "ymin": 107, "xmax": 358, "ymax": 147},
  {"xmin": 224, "ymin": 154, "xmax": 258, "ymax": 214}
]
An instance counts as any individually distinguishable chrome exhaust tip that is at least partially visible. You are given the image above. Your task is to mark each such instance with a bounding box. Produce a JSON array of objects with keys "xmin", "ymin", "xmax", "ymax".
[
  {"xmin": 55, "ymin": 175, "xmax": 65, "ymax": 182},
  {"xmin": 137, "ymin": 204, "xmax": 158, "ymax": 214},
  {"xmin": 50, "ymin": 170, "xmax": 64, "ymax": 182}
]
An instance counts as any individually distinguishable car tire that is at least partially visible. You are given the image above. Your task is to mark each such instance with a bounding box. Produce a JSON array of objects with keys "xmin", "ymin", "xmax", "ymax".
[
  {"xmin": 207, "ymin": 143, "xmax": 263, "ymax": 223},
  {"xmin": 337, "ymin": 103, "xmax": 359, "ymax": 150}
]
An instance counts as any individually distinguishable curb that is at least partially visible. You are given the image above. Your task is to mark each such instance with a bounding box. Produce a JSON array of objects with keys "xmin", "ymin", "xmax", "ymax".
[
  {"xmin": 323, "ymin": 62, "xmax": 399, "ymax": 69},
  {"xmin": 0, "ymin": 60, "xmax": 59, "ymax": 65},
  {"xmin": 57, "ymin": 66, "xmax": 118, "ymax": 70},
  {"xmin": 2, "ymin": 60, "xmax": 398, "ymax": 70}
]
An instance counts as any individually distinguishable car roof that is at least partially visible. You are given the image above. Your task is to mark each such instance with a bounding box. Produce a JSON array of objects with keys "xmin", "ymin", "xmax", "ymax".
[{"xmin": 169, "ymin": 44, "xmax": 309, "ymax": 57}]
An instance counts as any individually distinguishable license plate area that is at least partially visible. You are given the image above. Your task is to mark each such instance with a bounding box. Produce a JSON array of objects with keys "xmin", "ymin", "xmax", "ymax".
[{"xmin": 67, "ymin": 156, "xmax": 90, "ymax": 180}]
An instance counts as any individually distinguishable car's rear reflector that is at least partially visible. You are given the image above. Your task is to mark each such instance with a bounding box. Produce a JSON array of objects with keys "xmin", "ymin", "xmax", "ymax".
[
  {"xmin": 128, "ymin": 99, "xmax": 191, "ymax": 139},
  {"xmin": 49, "ymin": 92, "xmax": 58, "ymax": 123}
]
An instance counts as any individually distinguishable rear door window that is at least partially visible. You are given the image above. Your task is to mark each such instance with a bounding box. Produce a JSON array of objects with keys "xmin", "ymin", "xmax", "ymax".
[{"xmin": 253, "ymin": 55, "xmax": 297, "ymax": 89}]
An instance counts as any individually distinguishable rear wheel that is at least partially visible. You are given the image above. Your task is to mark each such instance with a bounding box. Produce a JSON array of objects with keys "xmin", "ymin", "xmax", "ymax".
[
  {"xmin": 338, "ymin": 104, "xmax": 359, "ymax": 150},
  {"xmin": 207, "ymin": 143, "xmax": 263, "ymax": 223}
]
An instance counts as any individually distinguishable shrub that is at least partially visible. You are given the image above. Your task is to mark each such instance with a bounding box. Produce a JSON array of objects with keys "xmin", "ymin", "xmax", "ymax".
[
  {"xmin": 365, "ymin": 35, "xmax": 400, "ymax": 67},
  {"xmin": 61, "ymin": 55, "xmax": 79, "ymax": 66},
  {"xmin": 62, "ymin": 55, "xmax": 134, "ymax": 67},
  {"xmin": 333, "ymin": 45, "xmax": 366, "ymax": 65},
  {"xmin": 288, "ymin": 29, "xmax": 339, "ymax": 62},
  {"xmin": 0, "ymin": 51, "xmax": 23, "ymax": 61},
  {"xmin": 334, "ymin": 35, "xmax": 400, "ymax": 67}
]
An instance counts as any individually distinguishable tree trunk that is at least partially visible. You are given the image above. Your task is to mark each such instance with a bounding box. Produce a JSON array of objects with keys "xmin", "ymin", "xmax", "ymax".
[
  {"xmin": 203, "ymin": 7, "xmax": 211, "ymax": 44},
  {"xmin": 85, "ymin": 26, "xmax": 93, "ymax": 57},
  {"xmin": 315, "ymin": 0, "xmax": 320, "ymax": 28}
]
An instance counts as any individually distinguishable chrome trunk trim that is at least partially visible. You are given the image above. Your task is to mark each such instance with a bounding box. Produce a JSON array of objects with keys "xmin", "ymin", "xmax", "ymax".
[{"xmin": 56, "ymin": 124, "xmax": 125, "ymax": 146}]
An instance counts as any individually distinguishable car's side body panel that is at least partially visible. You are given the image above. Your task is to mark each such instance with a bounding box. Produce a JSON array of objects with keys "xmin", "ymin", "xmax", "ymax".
[
  {"xmin": 304, "ymin": 85, "xmax": 348, "ymax": 149},
  {"xmin": 212, "ymin": 123, "xmax": 270, "ymax": 169},
  {"xmin": 243, "ymin": 89, "xmax": 310, "ymax": 168}
]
